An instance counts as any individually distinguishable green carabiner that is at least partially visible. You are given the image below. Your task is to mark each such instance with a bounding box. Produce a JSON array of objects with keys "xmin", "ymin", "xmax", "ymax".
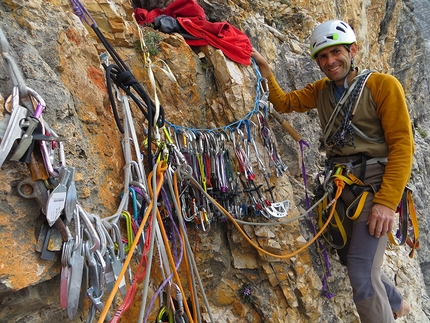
[
  {"xmin": 121, "ymin": 210, "xmax": 134, "ymax": 253},
  {"xmin": 155, "ymin": 305, "xmax": 174, "ymax": 323}
]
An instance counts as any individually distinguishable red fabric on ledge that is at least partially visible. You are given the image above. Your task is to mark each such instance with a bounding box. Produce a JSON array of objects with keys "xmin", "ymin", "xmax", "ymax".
[
  {"xmin": 134, "ymin": 0, "xmax": 252, "ymax": 65},
  {"xmin": 133, "ymin": 0, "xmax": 205, "ymax": 23}
]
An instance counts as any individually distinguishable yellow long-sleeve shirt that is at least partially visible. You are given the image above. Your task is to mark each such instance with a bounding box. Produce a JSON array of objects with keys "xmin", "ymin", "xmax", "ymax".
[{"xmin": 266, "ymin": 70, "xmax": 414, "ymax": 211}]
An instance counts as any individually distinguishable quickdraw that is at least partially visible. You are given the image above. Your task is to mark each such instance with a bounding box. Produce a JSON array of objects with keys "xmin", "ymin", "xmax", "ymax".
[{"xmin": 260, "ymin": 113, "xmax": 288, "ymax": 176}]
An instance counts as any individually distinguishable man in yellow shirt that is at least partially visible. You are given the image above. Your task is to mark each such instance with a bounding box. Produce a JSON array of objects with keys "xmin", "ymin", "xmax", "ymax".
[{"xmin": 252, "ymin": 20, "xmax": 413, "ymax": 322}]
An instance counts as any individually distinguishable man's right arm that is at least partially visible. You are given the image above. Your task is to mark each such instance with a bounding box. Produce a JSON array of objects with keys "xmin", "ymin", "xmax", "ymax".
[{"xmin": 251, "ymin": 48, "xmax": 319, "ymax": 114}]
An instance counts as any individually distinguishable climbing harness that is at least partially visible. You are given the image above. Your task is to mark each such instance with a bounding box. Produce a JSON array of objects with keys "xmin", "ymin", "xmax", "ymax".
[{"xmin": 316, "ymin": 159, "xmax": 420, "ymax": 258}]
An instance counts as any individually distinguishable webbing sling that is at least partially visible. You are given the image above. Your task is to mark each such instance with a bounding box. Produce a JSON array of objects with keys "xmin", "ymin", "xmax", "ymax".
[
  {"xmin": 317, "ymin": 165, "xmax": 348, "ymax": 249},
  {"xmin": 332, "ymin": 171, "xmax": 378, "ymax": 221},
  {"xmin": 317, "ymin": 194, "xmax": 348, "ymax": 249},
  {"xmin": 388, "ymin": 187, "xmax": 420, "ymax": 258}
]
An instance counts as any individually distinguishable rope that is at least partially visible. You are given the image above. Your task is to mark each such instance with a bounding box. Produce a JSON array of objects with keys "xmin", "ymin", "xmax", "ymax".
[
  {"xmin": 140, "ymin": 185, "xmax": 185, "ymax": 323},
  {"xmin": 186, "ymin": 170, "xmax": 344, "ymax": 260},
  {"xmin": 299, "ymin": 139, "xmax": 334, "ymax": 298},
  {"xmin": 165, "ymin": 168, "xmax": 201, "ymax": 322},
  {"xmin": 173, "ymin": 167, "xmax": 213, "ymax": 323},
  {"xmin": 233, "ymin": 191, "xmax": 327, "ymax": 226},
  {"xmin": 110, "ymin": 211, "xmax": 154, "ymax": 323}
]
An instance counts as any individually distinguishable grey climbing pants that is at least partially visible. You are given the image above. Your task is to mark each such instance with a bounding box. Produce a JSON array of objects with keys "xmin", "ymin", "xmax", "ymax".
[{"xmin": 330, "ymin": 157, "xmax": 403, "ymax": 323}]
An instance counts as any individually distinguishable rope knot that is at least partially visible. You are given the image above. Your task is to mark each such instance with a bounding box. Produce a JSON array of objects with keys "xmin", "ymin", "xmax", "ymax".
[
  {"xmin": 334, "ymin": 177, "xmax": 345, "ymax": 189},
  {"xmin": 116, "ymin": 70, "xmax": 136, "ymax": 87},
  {"xmin": 177, "ymin": 163, "xmax": 193, "ymax": 182}
]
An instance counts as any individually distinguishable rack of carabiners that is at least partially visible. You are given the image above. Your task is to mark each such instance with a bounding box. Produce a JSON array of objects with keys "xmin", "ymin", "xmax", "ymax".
[
  {"xmin": 163, "ymin": 109, "xmax": 291, "ymax": 227},
  {"xmin": 93, "ymin": 79, "xmax": 292, "ymax": 322},
  {"xmin": 0, "ymin": 3, "xmax": 293, "ymax": 323}
]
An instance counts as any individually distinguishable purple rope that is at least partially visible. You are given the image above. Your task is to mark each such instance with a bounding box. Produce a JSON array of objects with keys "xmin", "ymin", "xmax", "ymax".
[
  {"xmin": 299, "ymin": 139, "xmax": 334, "ymax": 299},
  {"xmin": 299, "ymin": 139, "xmax": 311, "ymax": 209}
]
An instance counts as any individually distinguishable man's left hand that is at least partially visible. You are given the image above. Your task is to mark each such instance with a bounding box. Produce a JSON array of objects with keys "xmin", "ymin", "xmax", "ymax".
[{"xmin": 367, "ymin": 203, "xmax": 395, "ymax": 238}]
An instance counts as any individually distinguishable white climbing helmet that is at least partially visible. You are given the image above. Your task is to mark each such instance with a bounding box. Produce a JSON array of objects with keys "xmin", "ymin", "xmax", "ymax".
[{"xmin": 309, "ymin": 20, "xmax": 356, "ymax": 59}]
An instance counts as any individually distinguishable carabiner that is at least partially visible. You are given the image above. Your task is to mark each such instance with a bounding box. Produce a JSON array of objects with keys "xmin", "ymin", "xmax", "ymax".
[
  {"xmin": 121, "ymin": 210, "xmax": 134, "ymax": 253},
  {"xmin": 156, "ymin": 305, "xmax": 174, "ymax": 323}
]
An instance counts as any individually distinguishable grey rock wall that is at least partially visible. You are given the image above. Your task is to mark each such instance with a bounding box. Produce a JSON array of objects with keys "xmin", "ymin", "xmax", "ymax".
[{"xmin": 410, "ymin": 0, "xmax": 430, "ymax": 298}]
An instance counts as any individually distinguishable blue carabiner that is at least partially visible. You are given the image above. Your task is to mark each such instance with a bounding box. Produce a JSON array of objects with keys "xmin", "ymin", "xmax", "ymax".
[
  {"xmin": 119, "ymin": 187, "xmax": 140, "ymax": 223},
  {"xmin": 128, "ymin": 187, "xmax": 139, "ymax": 222}
]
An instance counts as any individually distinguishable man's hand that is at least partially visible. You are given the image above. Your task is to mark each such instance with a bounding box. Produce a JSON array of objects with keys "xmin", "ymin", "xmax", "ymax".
[
  {"xmin": 367, "ymin": 203, "xmax": 396, "ymax": 238},
  {"xmin": 251, "ymin": 48, "xmax": 272, "ymax": 78}
]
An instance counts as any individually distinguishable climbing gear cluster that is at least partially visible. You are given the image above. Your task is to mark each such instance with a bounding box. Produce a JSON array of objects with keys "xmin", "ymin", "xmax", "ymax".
[
  {"xmin": 0, "ymin": 3, "xmax": 297, "ymax": 322},
  {"xmin": 324, "ymin": 70, "xmax": 377, "ymax": 150},
  {"xmin": 0, "ymin": 1, "xmax": 421, "ymax": 322}
]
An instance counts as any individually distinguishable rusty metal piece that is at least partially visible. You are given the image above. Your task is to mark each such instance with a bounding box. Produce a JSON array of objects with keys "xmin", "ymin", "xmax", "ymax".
[{"xmin": 27, "ymin": 145, "xmax": 50, "ymax": 181}]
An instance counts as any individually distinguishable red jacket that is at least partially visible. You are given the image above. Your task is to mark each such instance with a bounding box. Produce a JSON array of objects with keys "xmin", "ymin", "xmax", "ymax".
[{"xmin": 134, "ymin": 0, "xmax": 252, "ymax": 65}]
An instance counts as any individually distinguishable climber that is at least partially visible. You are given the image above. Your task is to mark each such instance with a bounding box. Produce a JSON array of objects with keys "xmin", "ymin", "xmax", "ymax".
[{"xmin": 251, "ymin": 20, "xmax": 414, "ymax": 322}]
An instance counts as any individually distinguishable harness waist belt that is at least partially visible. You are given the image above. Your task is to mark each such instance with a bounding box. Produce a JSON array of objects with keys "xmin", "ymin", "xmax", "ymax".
[
  {"xmin": 330, "ymin": 155, "xmax": 388, "ymax": 167},
  {"xmin": 356, "ymin": 157, "xmax": 388, "ymax": 167}
]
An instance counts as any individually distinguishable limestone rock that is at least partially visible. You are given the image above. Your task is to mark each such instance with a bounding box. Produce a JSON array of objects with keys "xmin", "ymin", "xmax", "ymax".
[{"xmin": 0, "ymin": 1, "xmax": 429, "ymax": 322}]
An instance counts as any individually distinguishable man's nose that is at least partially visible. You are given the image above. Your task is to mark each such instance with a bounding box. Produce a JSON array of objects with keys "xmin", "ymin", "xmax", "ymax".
[{"xmin": 326, "ymin": 53, "xmax": 337, "ymax": 64}]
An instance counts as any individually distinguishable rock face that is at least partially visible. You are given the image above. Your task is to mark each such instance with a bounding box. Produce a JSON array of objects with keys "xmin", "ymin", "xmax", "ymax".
[{"xmin": 0, "ymin": 0, "xmax": 429, "ymax": 322}]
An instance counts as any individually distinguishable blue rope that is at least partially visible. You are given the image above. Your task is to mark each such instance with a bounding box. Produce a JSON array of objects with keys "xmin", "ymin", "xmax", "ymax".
[{"xmin": 165, "ymin": 58, "xmax": 265, "ymax": 135}]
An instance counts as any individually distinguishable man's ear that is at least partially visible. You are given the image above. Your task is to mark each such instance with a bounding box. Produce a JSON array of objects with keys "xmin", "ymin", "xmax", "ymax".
[{"xmin": 350, "ymin": 43, "xmax": 358, "ymax": 57}]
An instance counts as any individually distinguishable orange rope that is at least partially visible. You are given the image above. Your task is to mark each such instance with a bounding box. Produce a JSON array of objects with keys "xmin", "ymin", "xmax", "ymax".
[
  {"xmin": 155, "ymin": 202, "xmax": 195, "ymax": 323},
  {"xmin": 188, "ymin": 175, "xmax": 345, "ymax": 259},
  {"xmin": 110, "ymin": 212, "xmax": 153, "ymax": 322}
]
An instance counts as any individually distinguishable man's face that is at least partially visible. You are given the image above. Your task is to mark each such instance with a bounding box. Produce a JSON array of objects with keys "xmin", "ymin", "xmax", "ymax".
[{"xmin": 315, "ymin": 44, "xmax": 355, "ymax": 85}]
